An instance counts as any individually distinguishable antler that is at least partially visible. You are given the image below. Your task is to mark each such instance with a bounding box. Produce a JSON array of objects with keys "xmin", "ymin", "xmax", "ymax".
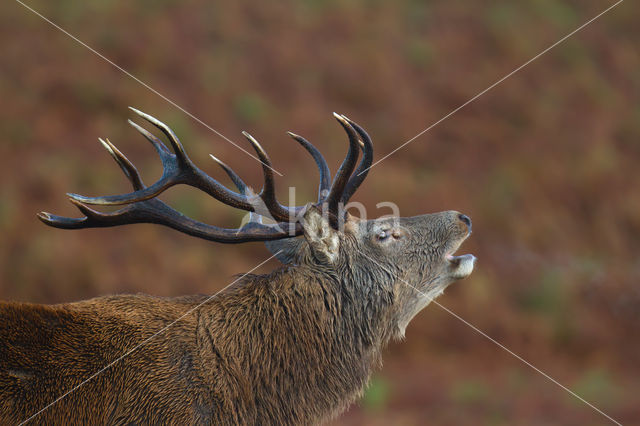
[
  {"xmin": 37, "ymin": 138, "xmax": 297, "ymax": 243},
  {"xmin": 341, "ymin": 117, "xmax": 373, "ymax": 203},
  {"xmin": 38, "ymin": 109, "xmax": 374, "ymax": 242}
]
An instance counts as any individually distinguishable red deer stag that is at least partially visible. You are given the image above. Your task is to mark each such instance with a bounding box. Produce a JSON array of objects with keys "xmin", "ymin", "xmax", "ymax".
[{"xmin": 0, "ymin": 108, "xmax": 475, "ymax": 424}]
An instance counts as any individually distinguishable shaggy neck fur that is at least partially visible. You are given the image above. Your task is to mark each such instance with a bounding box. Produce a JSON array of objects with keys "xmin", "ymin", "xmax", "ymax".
[
  {"xmin": 196, "ymin": 259, "xmax": 396, "ymax": 423},
  {"xmin": 0, "ymin": 261, "xmax": 397, "ymax": 425}
]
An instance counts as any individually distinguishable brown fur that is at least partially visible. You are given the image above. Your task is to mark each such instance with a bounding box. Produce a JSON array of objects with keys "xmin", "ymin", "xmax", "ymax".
[
  {"xmin": 1, "ymin": 210, "xmax": 474, "ymax": 424},
  {"xmin": 1, "ymin": 269, "xmax": 386, "ymax": 424}
]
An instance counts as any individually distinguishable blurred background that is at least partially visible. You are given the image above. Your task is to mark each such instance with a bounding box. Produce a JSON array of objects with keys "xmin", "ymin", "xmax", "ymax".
[{"xmin": 1, "ymin": 0, "xmax": 638, "ymax": 424}]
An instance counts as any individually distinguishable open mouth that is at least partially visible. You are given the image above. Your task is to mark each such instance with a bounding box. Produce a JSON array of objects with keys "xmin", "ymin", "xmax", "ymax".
[
  {"xmin": 445, "ymin": 252, "xmax": 475, "ymax": 265},
  {"xmin": 445, "ymin": 238, "xmax": 476, "ymax": 278}
]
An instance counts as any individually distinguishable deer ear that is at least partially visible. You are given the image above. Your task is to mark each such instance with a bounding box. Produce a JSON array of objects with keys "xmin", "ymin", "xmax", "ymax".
[{"xmin": 302, "ymin": 207, "xmax": 339, "ymax": 263}]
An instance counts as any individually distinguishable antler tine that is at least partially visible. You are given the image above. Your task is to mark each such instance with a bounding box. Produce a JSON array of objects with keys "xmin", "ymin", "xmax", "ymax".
[
  {"xmin": 39, "ymin": 135, "xmax": 151, "ymax": 230},
  {"xmin": 241, "ymin": 131, "xmax": 291, "ymax": 222},
  {"xmin": 38, "ymin": 197, "xmax": 129, "ymax": 230},
  {"xmin": 38, "ymin": 136, "xmax": 149, "ymax": 229},
  {"xmin": 38, "ymin": 197, "xmax": 135, "ymax": 230},
  {"xmin": 39, "ymin": 196, "xmax": 301, "ymax": 242},
  {"xmin": 68, "ymin": 168, "xmax": 175, "ymax": 207},
  {"xmin": 128, "ymin": 119, "xmax": 171, "ymax": 156},
  {"xmin": 99, "ymin": 138, "xmax": 145, "ymax": 191},
  {"xmin": 128, "ymin": 107, "xmax": 187, "ymax": 161},
  {"xmin": 339, "ymin": 117, "xmax": 373, "ymax": 203},
  {"xmin": 287, "ymin": 132, "xmax": 331, "ymax": 203},
  {"xmin": 210, "ymin": 154, "xmax": 264, "ymax": 225},
  {"xmin": 210, "ymin": 154, "xmax": 247, "ymax": 193},
  {"xmin": 215, "ymin": 130, "xmax": 333, "ymax": 215},
  {"xmin": 39, "ymin": 149, "xmax": 301, "ymax": 241},
  {"xmin": 37, "ymin": 205, "xmax": 93, "ymax": 230},
  {"xmin": 325, "ymin": 113, "xmax": 361, "ymax": 226},
  {"xmin": 70, "ymin": 116, "xmax": 186, "ymax": 206},
  {"xmin": 70, "ymin": 111, "xmax": 255, "ymax": 213}
]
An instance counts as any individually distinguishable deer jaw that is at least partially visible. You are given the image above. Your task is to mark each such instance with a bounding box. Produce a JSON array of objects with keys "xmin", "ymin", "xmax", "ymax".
[{"xmin": 294, "ymin": 209, "xmax": 475, "ymax": 343}]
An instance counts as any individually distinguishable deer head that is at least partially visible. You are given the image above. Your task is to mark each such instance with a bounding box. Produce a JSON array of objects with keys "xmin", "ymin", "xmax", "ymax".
[{"xmin": 38, "ymin": 108, "xmax": 475, "ymax": 341}]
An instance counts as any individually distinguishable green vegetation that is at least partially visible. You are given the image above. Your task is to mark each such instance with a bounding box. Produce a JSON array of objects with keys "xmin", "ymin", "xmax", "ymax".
[
  {"xmin": 450, "ymin": 379, "xmax": 489, "ymax": 404},
  {"xmin": 362, "ymin": 376, "xmax": 390, "ymax": 411}
]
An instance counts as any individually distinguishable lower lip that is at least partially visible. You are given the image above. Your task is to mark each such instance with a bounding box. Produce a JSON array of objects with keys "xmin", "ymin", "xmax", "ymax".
[{"xmin": 447, "ymin": 253, "xmax": 476, "ymax": 265}]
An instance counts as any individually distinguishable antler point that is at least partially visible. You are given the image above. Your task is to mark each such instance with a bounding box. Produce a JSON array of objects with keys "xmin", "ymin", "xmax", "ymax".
[
  {"xmin": 67, "ymin": 197, "xmax": 84, "ymax": 207},
  {"xmin": 333, "ymin": 113, "xmax": 349, "ymax": 126},
  {"xmin": 98, "ymin": 137, "xmax": 111, "ymax": 150},
  {"xmin": 66, "ymin": 193, "xmax": 87, "ymax": 203},
  {"xmin": 129, "ymin": 107, "xmax": 149, "ymax": 120}
]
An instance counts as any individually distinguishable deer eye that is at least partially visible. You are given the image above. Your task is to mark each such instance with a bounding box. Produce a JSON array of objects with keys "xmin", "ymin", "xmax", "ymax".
[{"xmin": 376, "ymin": 230, "xmax": 390, "ymax": 241}]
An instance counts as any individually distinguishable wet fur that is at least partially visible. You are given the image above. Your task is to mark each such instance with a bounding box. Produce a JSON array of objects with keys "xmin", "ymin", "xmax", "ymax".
[
  {"xmin": 1, "ymin": 263, "xmax": 393, "ymax": 424},
  {"xmin": 0, "ymin": 210, "xmax": 471, "ymax": 424}
]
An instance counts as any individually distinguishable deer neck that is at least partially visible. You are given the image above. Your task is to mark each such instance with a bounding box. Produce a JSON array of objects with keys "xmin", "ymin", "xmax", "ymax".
[{"xmin": 196, "ymin": 264, "xmax": 393, "ymax": 421}]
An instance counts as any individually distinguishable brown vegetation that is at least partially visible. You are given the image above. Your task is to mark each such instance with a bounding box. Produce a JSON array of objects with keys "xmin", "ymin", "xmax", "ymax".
[{"xmin": 1, "ymin": 0, "xmax": 638, "ymax": 424}]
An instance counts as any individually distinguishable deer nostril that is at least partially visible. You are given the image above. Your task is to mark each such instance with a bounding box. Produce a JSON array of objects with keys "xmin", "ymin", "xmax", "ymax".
[{"xmin": 458, "ymin": 214, "xmax": 472, "ymax": 231}]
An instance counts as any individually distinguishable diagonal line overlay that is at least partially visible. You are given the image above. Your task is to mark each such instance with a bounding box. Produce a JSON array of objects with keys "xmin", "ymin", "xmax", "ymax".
[
  {"xmin": 358, "ymin": 251, "xmax": 622, "ymax": 425},
  {"xmin": 19, "ymin": 251, "xmax": 282, "ymax": 425},
  {"xmin": 14, "ymin": 0, "xmax": 283, "ymax": 176},
  {"xmin": 361, "ymin": 0, "xmax": 624, "ymax": 175},
  {"xmin": 12, "ymin": 0, "xmax": 626, "ymax": 424}
]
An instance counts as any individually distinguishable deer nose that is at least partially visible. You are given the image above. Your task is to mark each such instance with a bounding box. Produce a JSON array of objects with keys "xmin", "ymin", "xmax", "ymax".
[{"xmin": 458, "ymin": 214, "xmax": 472, "ymax": 232}]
